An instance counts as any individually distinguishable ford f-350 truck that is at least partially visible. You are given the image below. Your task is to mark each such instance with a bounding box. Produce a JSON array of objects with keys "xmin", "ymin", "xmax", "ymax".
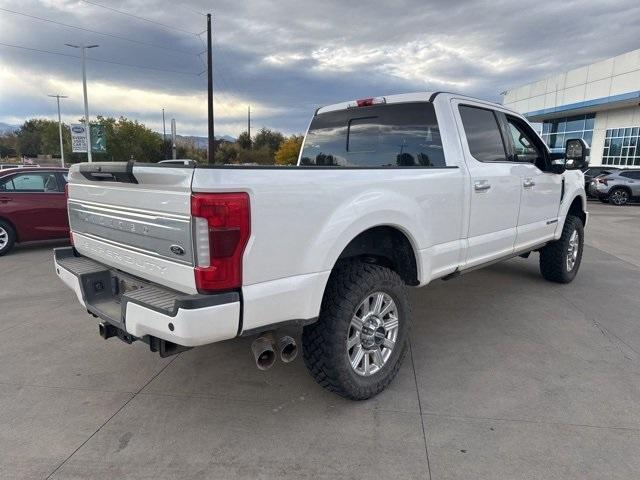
[{"xmin": 54, "ymin": 92, "xmax": 588, "ymax": 400}]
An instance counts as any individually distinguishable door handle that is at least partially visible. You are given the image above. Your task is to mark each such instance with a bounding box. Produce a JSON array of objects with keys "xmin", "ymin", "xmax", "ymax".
[
  {"xmin": 0, "ymin": 197, "xmax": 11, "ymax": 203},
  {"xmin": 473, "ymin": 180, "xmax": 491, "ymax": 192},
  {"xmin": 523, "ymin": 178, "xmax": 536, "ymax": 188}
]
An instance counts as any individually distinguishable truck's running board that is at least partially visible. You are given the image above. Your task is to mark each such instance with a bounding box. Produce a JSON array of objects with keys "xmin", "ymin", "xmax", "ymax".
[{"xmin": 441, "ymin": 242, "xmax": 548, "ymax": 281}]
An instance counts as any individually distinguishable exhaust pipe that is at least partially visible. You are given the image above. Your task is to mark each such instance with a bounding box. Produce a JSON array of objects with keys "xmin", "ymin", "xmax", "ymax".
[
  {"xmin": 277, "ymin": 335, "xmax": 298, "ymax": 363},
  {"xmin": 251, "ymin": 331, "xmax": 277, "ymax": 370}
]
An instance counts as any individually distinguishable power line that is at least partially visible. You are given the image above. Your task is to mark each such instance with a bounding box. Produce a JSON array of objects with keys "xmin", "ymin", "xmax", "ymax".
[
  {"xmin": 0, "ymin": 6, "xmax": 198, "ymax": 56},
  {"xmin": 80, "ymin": 0, "xmax": 199, "ymax": 36},
  {"xmin": 0, "ymin": 42, "xmax": 200, "ymax": 76}
]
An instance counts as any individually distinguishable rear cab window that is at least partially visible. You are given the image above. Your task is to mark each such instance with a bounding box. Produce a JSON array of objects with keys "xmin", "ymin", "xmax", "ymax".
[{"xmin": 299, "ymin": 102, "xmax": 446, "ymax": 167}]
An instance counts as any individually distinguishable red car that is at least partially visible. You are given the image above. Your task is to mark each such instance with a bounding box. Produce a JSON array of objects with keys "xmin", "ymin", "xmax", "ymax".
[{"xmin": 0, "ymin": 167, "xmax": 69, "ymax": 255}]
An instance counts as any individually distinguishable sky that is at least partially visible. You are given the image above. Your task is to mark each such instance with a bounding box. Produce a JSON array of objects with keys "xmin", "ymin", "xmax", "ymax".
[{"xmin": 1, "ymin": 0, "xmax": 639, "ymax": 137}]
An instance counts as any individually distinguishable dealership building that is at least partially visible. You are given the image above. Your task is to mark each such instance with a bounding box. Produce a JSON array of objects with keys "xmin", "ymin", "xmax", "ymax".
[{"xmin": 502, "ymin": 48, "xmax": 640, "ymax": 167}]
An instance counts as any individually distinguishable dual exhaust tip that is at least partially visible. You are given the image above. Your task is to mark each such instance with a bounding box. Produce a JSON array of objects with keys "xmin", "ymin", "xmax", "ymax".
[{"xmin": 251, "ymin": 331, "xmax": 298, "ymax": 370}]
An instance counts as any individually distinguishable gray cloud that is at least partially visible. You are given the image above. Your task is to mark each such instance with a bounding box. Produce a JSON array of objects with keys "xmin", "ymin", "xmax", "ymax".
[{"xmin": 1, "ymin": 0, "xmax": 639, "ymax": 136}]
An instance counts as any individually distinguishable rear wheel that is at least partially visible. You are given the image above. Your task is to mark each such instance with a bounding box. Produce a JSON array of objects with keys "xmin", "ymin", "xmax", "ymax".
[
  {"xmin": 539, "ymin": 215, "xmax": 584, "ymax": 283},
  {"xmin": 302, "ymin": 260, "xmax": 410, "ymax": 400},
  {"xmin": 0, "ymin": 220, "xmax": 16, "ymax": 256},
  {"xmin": 609, "ymin": 187, "xmax": 630, "ymax": 206}
]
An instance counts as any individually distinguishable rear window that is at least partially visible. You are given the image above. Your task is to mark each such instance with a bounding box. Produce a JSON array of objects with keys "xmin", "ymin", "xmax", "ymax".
[{"xmin": 299, "ymin": 102, "xmax": 446, "ymax": 167}]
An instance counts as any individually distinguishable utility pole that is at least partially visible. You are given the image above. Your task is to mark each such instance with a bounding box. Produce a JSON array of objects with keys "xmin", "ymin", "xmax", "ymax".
[
  {"xmin": 171, "ymin": 118, "xmax": 177, "ymax": 160},
  {"xmin": 48, "ymin": 94, "xmax": 68, "ymax": 167},
  {"xmin": 162, "ymin": 108, "xmax": 167, "ymax": 159},
  {"xmin": 248, "ymin": 105, "xmax": 251, "ymax": 149},
  {"xmin": 65, "ymin": 43, "xmax": 99, "ymax": 162},
  {"xmin": 206, "ymin": 13, "xmax": 214, "ymax": 164}
]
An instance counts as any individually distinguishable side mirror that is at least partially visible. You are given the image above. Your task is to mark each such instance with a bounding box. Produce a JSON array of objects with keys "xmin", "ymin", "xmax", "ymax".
[{"xmin": 565, "ymin": 138, "xmax": 590, "ymax": 170}]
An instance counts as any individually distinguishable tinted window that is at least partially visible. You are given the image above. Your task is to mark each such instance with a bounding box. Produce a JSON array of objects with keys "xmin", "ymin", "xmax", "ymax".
[
  {"xmin": 0, "ymin": 173, "xmax": 60, "ymax": 192},
  {"xmin": 459, "ymin": 106, "xmax": 507, "ymax": 162},
  {"xmin": 621, "ymin": 171, "xmax": 640, "ymax": 179},
  {"xmin": 300, "ymin": 103, "xmax": 446, "ymax": 167}
]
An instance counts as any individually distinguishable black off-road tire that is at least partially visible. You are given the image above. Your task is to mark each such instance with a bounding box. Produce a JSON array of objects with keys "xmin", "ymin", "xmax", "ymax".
[
  {"xmin": 302, "ymin": 260, "xmax": 411, "ymax": 400},
  {"xmin": 539, "ymin": 215, "xmax": 584, "ymax": 283},
  {"xmin": 0, "ymin": 219, "xmax": 16, "ymax": 256}
]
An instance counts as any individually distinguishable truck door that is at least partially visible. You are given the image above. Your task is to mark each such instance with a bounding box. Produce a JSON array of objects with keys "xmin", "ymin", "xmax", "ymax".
[
  {"xmin": 502, "ymin": 114, "xmax": 563, "ymax": 251},
  {"xmin": 454, "ymin": 102, "xmax": 522, "ymax": 268}
]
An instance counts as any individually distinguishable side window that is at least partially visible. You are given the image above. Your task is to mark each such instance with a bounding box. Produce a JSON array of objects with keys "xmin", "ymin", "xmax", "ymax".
[
  {"xmin": 621, "ymin": 171, "xmax": 640, "ymax": 179},
  {"xmin": 0, "ymin": 173, "xmax": 59, "ymax": 192},
  {"xmin": 506, "ymin": 117, "xmax": 544, "ymax": 164},
  {"xmin": 458, "ymin": 105, "xmax": 507, "ymax": 162}
]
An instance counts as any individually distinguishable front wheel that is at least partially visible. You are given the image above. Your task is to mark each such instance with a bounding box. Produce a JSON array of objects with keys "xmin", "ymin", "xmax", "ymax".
[
  {"xmin": 302, "ymin": 260, "xmax": 410, "ymax": 400},
  {"xmin": 539, "ymin": 215, "xmax": 584, "ymax": 283}
]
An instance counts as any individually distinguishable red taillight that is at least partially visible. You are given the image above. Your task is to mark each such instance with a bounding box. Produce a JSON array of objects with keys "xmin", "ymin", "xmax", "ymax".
[
  {"xmin": 65, "ymin": 183, "xmax": 74, "ymax": 245},
  {"xmin": 351, "ymin": 96, "xmax": 386, "ymax": 108},
  {"xmin": 356, "ymin": 98, "xmax": 375, "ymax": 107},
  {"xmin": 191, "ymin": 192, "xmax": 250, "ymax": 293}
]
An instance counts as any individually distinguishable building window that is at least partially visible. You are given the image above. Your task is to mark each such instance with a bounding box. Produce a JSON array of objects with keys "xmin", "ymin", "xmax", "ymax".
[
  {"xmin": 541, "ymin": 113, "xmax": 595, "ymax": 153},
  {"xmin": 602, "ymin": 127, "xmax": 640, "ymax": 166}
]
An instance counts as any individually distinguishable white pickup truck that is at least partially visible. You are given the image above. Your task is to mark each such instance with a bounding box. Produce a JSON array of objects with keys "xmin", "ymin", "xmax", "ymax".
[{"xmin": 54, "ymin": 92, "xmax": 588, "ymax": 400}]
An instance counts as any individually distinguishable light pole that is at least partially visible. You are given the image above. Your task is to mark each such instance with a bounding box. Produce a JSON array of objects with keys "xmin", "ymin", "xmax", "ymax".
[
  {"xmin": 162, "ymin": 108, "xmax": 167, "ymax": 159},
  {"xmin": 65, "ymin": 43, "xmax": 98, "ymax": 162},
  {"xmin": 48, "ymin": 94, "xmax": 68, "ymax": 167}
]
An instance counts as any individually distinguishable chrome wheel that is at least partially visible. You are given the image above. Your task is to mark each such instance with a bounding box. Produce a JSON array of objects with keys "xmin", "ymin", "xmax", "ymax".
[
  {"xmin": 610, "ymin": 189, "xmax": 629, "ymax": 205},
  {"xmin": 566, "ymin": 229, "xmax": 579, "ymax": 271},
  {"xmin": 347, "ymin": 292, "xmax": 399, "ymax": 377},
  {"xmin": 0, "ymin": 226, "xmax": 7, "ymax": 250}
]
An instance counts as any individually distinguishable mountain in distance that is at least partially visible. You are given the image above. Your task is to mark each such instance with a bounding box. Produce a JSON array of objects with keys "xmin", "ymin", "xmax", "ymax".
[{"xmin": 0, "ymin": 122, "xmax": 19, "ymax": 135}]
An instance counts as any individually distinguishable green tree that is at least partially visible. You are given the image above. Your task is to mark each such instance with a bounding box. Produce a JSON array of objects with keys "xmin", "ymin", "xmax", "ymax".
[
  {"xmin": 237, "ymin": 131, "xmax": 252, "ymax": 150},
  {"xmin": 0, "ymin": 134, "xmax": 18, "ymax": 158},
  {"xmin": 16, "ymin": 119, "xmax": 56, "ymax": 157},
  {"xmin": 214, "ymin": 142, "xmax": 240, "ymax": 164},
  {"xmin": 94, "ymin": 116, "xmax": 163, "ymax": 162},
  {"xmin": 274, "ymin": 135, "xmax": 303, "ymax": 165},
  {"xmin": 253, "ymin": 127, "xmax": 284, "ymax": 153}
]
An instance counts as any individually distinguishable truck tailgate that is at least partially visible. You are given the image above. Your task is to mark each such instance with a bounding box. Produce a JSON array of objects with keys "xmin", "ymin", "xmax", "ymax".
[{"xmin": 67, "ymin": 162, "xmax": 198, "ymax": 294}]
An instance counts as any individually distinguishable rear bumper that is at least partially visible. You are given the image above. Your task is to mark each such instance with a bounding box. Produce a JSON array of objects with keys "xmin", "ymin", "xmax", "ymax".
[{"xmin": 53, "ymin": 247, "xmax": 240, "ymax": 348}]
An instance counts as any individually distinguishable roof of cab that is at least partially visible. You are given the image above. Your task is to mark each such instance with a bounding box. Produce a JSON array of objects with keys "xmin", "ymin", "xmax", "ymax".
[
  {"xmin": 315, "ymin": 91, "xmax": 515, "ymax": 116},
  {"xmin": 0, "ymin": 166, "xmax": 67, "ymax": 176}
]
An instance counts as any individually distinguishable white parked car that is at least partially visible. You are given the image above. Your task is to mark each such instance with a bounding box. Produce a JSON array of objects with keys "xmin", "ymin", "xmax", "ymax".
[{"xmin": 54, "ymin": 92, "xmax": 588, "ymax": 399}]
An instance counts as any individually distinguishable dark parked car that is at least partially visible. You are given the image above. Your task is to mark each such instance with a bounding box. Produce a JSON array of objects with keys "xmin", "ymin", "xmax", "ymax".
[
  {"xmin": 583, "ymin": 166, "xmax": 619, "ymax": 195},
  {"xmin": 0, "ymin": 167, "xmax": 69, "ymax": 255}
]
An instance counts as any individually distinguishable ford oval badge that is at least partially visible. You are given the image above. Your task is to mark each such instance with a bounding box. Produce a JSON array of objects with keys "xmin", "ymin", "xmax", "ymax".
[{"xmin": 170, "ymin": 245, "xmax": 185, "ymax": 256}]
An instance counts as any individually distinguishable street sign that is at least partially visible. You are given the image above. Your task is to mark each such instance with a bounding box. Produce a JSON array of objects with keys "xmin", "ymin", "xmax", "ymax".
[
  {"xmin": 91, "ymin": 124, "xmax": 106, "ymax": 153},
  {"xmin": 70, "ymin": 124, "xmax": 87, "ymax": 153}
]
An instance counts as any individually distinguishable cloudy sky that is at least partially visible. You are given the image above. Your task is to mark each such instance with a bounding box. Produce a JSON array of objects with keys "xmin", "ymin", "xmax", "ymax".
[{"xmin": 1, "ymin": 0, "xmax": 639, "ymax": 137}]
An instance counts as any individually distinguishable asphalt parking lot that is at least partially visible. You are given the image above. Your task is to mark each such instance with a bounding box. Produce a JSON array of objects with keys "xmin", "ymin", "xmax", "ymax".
[{"xmin": 1, "ymin": 201, "xmax": 639, "ymax": 479}]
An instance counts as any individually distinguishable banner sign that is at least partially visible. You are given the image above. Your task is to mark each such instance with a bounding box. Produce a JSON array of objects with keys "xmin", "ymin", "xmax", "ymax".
[
  {"xmin": 70, "ymin": 124, "xmax": 87, "ymax": 153},
  {"xmin": 91, "ymin": 124, "xmax": 107, "ymax": 153}
]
